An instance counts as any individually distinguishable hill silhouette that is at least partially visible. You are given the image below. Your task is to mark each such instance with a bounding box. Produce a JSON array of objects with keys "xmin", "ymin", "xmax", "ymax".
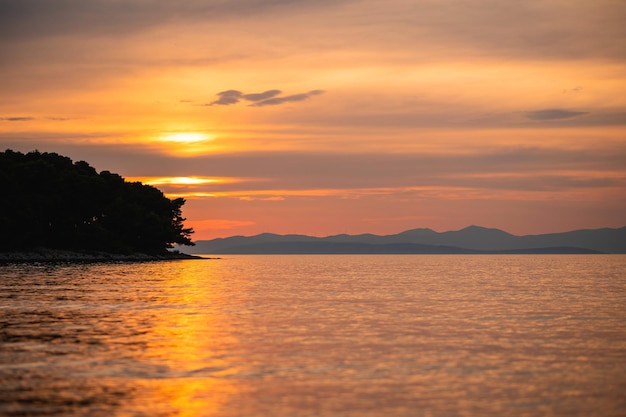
[
  {"xmin": 0, "ymin": 149, "xmax": 194, "ymax": 255},
  {"xmin": 183, "ymin": 225, "xmax": 625, "ymax": 254}
]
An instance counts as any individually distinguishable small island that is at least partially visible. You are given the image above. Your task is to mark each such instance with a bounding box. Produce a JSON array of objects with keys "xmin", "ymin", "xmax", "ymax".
[{"xmin": 0, "ymin": 149, "xmax": 198, "ymax": 262}]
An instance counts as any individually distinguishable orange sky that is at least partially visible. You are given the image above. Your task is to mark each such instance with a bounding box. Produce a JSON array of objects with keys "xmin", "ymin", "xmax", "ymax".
[{"xmin": 1, "ymin": 0, "xmax": 625, "ymax": 239}]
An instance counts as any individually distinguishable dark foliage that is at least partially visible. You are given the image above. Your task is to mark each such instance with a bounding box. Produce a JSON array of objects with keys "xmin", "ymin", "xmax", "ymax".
[{"xmin": 0, "ymin": 149, "xmax": 194, "ymax": 254}]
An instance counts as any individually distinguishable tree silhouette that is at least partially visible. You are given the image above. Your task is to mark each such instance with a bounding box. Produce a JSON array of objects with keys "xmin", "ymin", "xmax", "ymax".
[{"xmin": 0, "ymin": 149, "xmax": 194, "ymax": 254}]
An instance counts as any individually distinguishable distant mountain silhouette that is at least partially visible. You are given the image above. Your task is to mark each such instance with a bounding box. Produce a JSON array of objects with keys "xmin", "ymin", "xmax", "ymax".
[{"xmin": 180, "ymin": 225, "xmax": 626, "ymax": 254}]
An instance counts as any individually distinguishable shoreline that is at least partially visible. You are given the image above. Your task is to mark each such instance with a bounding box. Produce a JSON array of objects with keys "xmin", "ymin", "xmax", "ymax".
[{"xmin": 0, "ymin": 248, "xmax": 209, "ymax": 263}]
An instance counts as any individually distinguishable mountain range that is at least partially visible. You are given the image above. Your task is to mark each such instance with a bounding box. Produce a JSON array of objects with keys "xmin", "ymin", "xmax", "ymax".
[{"xmin": 178, "ymin": 226, "xmax": 626, "ymax": 254}]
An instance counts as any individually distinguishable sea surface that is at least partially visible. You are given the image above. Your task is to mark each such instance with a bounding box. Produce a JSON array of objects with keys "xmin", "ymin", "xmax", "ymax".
[{"xmin": 1, "ymin": 255, "xmax": 625, "ymax": 417}]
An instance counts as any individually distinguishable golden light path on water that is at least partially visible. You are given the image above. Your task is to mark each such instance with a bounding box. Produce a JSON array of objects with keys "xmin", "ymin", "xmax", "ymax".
[{"xmin": 127, "ymin": 262, "xmax": 245, "ymax": 416}]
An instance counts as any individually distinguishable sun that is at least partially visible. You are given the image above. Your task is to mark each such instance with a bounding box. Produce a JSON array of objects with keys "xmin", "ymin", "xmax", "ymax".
[
  {"xmin": 159, "ymin": 132, "xmax": 210, "ymax": 144},
  {"xmin": 141, "ymin": 177, "xmax": 221, "ymax": 186},
  {"xmin": 154, "ymin": 132, "xmax": 218, "ymax": 155}
]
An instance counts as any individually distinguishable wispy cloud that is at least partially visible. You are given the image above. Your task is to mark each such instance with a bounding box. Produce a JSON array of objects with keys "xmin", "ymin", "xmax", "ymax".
[
  {"xmin": 0, "ymin": 116, "xmax": 34, "ymax": 122},
  {"xmin": 207, "ymin": 89, "xmax": 323, "ymax": 107},
  {"xmin": 526, "ymin": 109, "xmax": 588, "ymax": 120},
  {"xmin": 79, "ymin": 146, "xmax": 625, "ymax": 193},
  {"xmin": 209, "ymin": 90, "xmax": 244, "ymax": 106},
  {"xmin": 240, "ymin": 196, "xmax": 286, "ymax": 201},
  {"xmin": 250, "ymin": 90, "xmax": 324, "ymax": 107},
  {"xmin": 243, "ymin": 90, "xmax": 282, "ymax": 102},
  {"xmin": 1, "ymin": 116, "xmax": 73, "ymax": 122}
]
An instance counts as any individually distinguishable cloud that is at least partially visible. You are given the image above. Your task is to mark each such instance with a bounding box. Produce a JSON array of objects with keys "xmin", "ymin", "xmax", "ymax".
[
  {"xmin": 0, "ymin": 117, "xmax": 34, "ymax": 122},
  {"xmin": 2, "ymin": 0, "xmax": 625, "ymax": 65},
  {"xmin": 526, "ymin": 109, "xmax": 588, "ymax": 121},
  {"xmin": 67, "ymin": 145, "xmax": 621, "ymax": 192},
  {"xmin": 4, "ymin": 139, "xmax": 624, "ymax": 207},
  {"xmin": 240, "ymin": 196, "xmax": 286, "ymax": 201},
  {"xmin": 207, "ymin": 89, "xmax": 324, "ymax": 107},
  {"xmin": 250, "ymin": 90, "xmax": 325, "ymax": 107},
  {"xmin": 1, "ymin": 116, "xmax": 73, "ymax": 122},
  {"xmin": 242, "ymin": 90, "xmax": 282, "ymax": 102},
  {"xmin": 209, "ymin": 90, "xmax": 243, "ymax": 106},
  {"xmin": 0, "ymin": 0, "xmax": 346, "ymax": 41}
]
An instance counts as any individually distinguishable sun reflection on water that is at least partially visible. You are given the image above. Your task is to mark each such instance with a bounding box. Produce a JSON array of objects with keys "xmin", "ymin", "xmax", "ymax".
[
  {"xmin": 134, "ymin": 378, "xmax": 241, "ymax": 417},
  {"xmin": 122, "ymin": 260, "xmax": 248, "ymax": 416}
]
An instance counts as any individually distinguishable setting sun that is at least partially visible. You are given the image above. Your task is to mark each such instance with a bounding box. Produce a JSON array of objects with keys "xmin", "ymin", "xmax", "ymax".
[
  {"xmin": 127, "ymin": 176, "xmax": 235, "ymax": 186},
  {"xmin": 158, "ymin": 132, "xmax": 211, "ymax": 144},
  {"xmin": 152, "ymin": 132, "xmax": 220, "ymax": 156}
]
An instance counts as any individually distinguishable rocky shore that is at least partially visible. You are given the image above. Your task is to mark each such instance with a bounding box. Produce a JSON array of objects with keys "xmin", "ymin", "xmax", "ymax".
[{"xmin": 0, "ymin": 248, "xmax": 205, "ymax": 263}]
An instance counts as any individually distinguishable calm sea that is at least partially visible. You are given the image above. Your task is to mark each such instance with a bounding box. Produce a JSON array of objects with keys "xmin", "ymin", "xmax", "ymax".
[{"xmin": 1, "ymin": 255, "xmax": 625, "ymax": 417}]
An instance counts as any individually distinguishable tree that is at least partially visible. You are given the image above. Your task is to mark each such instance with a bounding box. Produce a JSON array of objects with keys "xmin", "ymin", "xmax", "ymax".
[{"xmin": 0, "ymin": 149, "xmax": 195, "ymax": 254}]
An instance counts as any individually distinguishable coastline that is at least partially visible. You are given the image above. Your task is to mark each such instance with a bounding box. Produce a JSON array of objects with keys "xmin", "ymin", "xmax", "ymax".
[{"xmin": 0, "ymin": 248, "xmax": 207, "ymax": 263}]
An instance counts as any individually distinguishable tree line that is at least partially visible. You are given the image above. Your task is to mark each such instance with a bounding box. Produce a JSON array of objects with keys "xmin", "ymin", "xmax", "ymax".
[{"xmin": 0, "ymin": 149, "xmax": 194, "ymax": 254}]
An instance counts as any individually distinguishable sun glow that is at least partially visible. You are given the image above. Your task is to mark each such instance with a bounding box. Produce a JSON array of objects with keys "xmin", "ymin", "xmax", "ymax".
[
  {"xmin": 152, "ymin": 132, "xmax": 220, "ymax": 156},
  {"xmin": 159, "ymin": 132, "xmax": 210, "ymax": 144},
  {"xmin": 128, "ymin": 176, "xmax": 234, "ymax": 186}
]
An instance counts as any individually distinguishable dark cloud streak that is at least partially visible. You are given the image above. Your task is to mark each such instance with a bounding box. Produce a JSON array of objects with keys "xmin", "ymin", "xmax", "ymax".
[
  {"xmin": 207, "ymin": 89, "xmax": 323, "ymax": 107},
  {"xmin": 243, "ymin": 90, "xmax": 282, "ymax": 102},
  {"xmin": 3, "ymin": 138, "xmax": 624, "ymax": 197},
  {"xmin": 526, "ymin": 109, "xmax": 588, "ymax": 120},
  {"xmin": 209, "ymin": 90, "xmax": 243, "ymax": 106},
  {"xmin": 0, "ymin": 117, "xmax": 35, "ymax": 122},
  {"xmin": 1, "ymin": 116, "xmax": 73, "ymax": 122},
  {"xmin": 250, "ymin": 90, "xmax": 324, "ymax": 107}
]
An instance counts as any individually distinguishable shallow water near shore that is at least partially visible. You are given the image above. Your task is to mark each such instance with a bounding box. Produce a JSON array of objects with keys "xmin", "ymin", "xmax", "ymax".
[{"xmin": 1, "ymin": 255, "xmax": 625, "ymax": 416}]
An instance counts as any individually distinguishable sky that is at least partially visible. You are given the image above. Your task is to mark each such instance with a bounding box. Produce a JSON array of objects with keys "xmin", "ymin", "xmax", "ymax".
[{"xmin": 1, "ymin": 0, "xmax": 625, "ymax": 240}]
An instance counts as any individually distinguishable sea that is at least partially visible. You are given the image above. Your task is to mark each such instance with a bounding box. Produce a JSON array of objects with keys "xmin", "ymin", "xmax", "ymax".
[{"xmin": 1, "ymin": 255, "xmax": 625, "ymax": 417}]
